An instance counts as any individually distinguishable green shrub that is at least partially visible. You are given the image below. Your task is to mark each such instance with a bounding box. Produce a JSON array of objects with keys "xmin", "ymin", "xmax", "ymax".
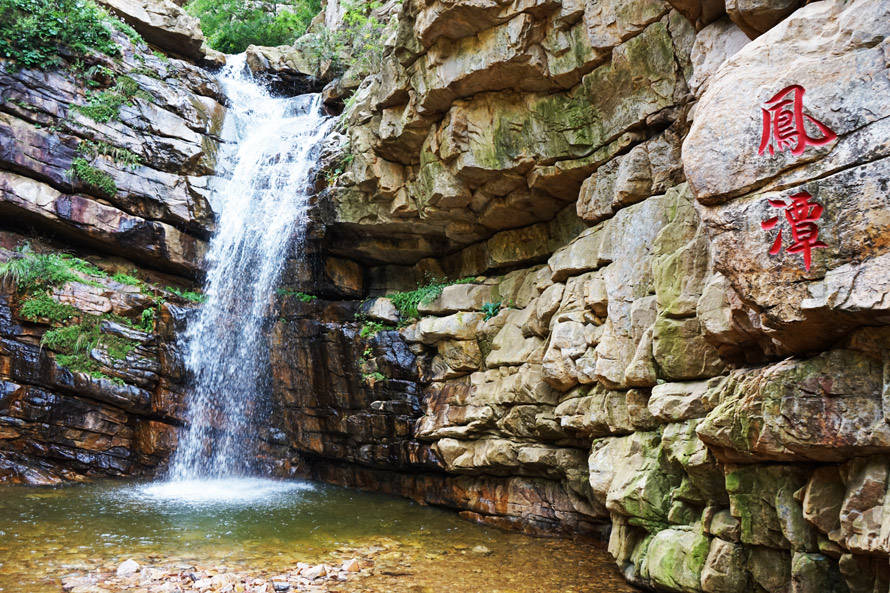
[
  {"xmin": 277, "ymin": 288, "xmax": 317, "ymax": 302},
  {"xmin": 387, "ymin": 276, "xmax": 476, "ymax": 319},
  {"xmin": 42, "ymin": 314, "xmax": 138, "ymax": 382},
  {"xmin": 20, "ymin": 293, "xmax": 78, "ymax": 322},
  {"xmin": 0, "ymin": 247, "xmax": 102, "ymax": 293},
  {"xmin": 298, "ymin": 0, "xmax": 387, "ymax": 76},
  {"xmin": 137, "ymin": 307, "xmax": 155, "ymax": 332},
  {"xmin": 186, "ymin": 0, "xmax": 320, "ymax": 54},
  {"xmin": 362, "ymin": 371, "xmax": 385, "ymax": 384},
  {"xmin": 0, "ymin": 0, "xmax": 129, "ymax": 69}
]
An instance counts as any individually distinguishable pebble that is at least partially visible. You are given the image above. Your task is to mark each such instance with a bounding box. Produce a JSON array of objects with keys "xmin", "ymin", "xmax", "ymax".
[
  {"xmin": 341, "ymin": 558, "xmax": 360, "ymax": 573},
  {"xmin": 116, "ymin": 559, "xmax": 141, "ymax": 577}
]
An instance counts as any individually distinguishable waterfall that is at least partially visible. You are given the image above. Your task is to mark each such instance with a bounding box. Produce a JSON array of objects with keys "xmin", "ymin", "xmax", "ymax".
[{"xmin": 168, "ymin": 54, "xmax": 332, "ymax": 480}]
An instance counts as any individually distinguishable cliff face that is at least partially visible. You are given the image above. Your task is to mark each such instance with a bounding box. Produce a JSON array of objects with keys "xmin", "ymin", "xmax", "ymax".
[
  {"xmin": 268, "ymin": 0, "xmax": 890, "ymax": 591},
  {"xmin": 0, "ymin": 6, "xmax": 224, "ymax": 483}
]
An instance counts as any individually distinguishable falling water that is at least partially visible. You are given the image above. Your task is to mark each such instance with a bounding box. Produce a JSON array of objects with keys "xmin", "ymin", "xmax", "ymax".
[{"xmin": 167, "ymin": 54, "xmax": 332, "ymax": 481}]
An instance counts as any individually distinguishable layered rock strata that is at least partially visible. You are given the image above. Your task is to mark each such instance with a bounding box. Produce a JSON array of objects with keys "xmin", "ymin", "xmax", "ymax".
[{"xmin": 0, "ymin": 22, "xmax": 225, "ymax": 483}]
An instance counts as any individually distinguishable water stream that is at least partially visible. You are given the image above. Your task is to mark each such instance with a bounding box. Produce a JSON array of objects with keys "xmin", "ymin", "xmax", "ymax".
[{"xmin": 168, "ymin": 54, "xmax": 333, "ymax": 481}]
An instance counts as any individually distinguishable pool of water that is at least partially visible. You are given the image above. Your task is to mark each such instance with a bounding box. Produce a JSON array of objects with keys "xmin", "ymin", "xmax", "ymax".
[{"xmin": 0, "ymin": 478, "xmax": 636, "ymax": 593}]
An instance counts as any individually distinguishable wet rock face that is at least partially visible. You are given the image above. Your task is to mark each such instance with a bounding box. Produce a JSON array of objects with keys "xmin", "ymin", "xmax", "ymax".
[
  {"xmin": 0, "ymin": 276, "xmax": 189, "ymax": 485},
  {"xmin": 0, "ymin": 9, "xmax": 223, "ymax": 482}
]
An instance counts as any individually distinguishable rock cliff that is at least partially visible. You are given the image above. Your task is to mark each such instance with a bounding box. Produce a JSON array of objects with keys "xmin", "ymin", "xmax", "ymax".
[{"xmin": 0, "ymin": 7, "xmax": 224, "ymax": 483}]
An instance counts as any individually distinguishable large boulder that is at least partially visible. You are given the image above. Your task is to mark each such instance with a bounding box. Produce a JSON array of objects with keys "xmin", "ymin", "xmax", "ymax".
[{"xmin": 683, "ymin": 0, "xmax": 890, "ymax": 353}]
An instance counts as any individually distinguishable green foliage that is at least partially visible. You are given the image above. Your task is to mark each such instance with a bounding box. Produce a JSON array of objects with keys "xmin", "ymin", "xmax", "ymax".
[
  {"xmin": 186, "ymin": 0, "xmax": 320, "ymax": 53},
  {"xmin": 277, "ymin": 288, "xmax": 317, "ymax": 302},
  {"xmin": 298, "ymin": 0, "xmax": 391, "ymax": 77},
  {"xmin": 359, "ymin": 320, "xmax": 393, "ymax": 338},
  {"xmin": 137, "ymin": 307, "xmax": 155, "ymax": 332},
  {"xmin": 151, "ymin": 49, "xmax": 168, "ymax": 63},
  {"xmin": 166, "ymin": 285, "xmax": 205, "ymax": 302},
  {"xmin": 481, "ymin": 300, "xmax": 501, "ymax": 321},
  {"xmin": 42, "ymin": 314, "xmax": 138, "ymax": 383},
  {"xmin": 0, "ymin": 0, "xmax": 125, "ymax": 69},
  {"xmin": 20, "ymin": 293, "xmax": 78, "ymax": 322},
  {"xmin": 387, "ymin": 276, "xmax": 476, "ymax": 319},
  {"xmin": 362, "ymin": 371, "xmax": 385, "ymax": 384},
  {"xmin": 0, "ymin": 247, "xmax": 102, "ymax": 294},
  {"xmin": 112, "ymin": 271, "xmax": 141, "ymax": 286},
  {"xmin": 72, "ymin": 75, "xmax": 144, "ymax": 123},
  {"xmin": 78, "ymin": 139, "xmax": 142, "ymax": 168},
  {"xmin": 70, "ymin": 157, "xmax": 116, "ymax": 195}
]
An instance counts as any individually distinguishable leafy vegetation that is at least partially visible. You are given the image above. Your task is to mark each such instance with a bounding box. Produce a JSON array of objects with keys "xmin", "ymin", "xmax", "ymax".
[
  {"xmin": 185, "ymin": 0, "xmax": 320, "ymax": 53},
  {"xmin": 481, "ymin": 300, "xmax": 501, "ymax": 321},
  {"xmin": 112, "ymin": 271, "xmax": 141, "ymax": 286},
  {"xmin": 277, "ymin": 288, "xmax": 317, "ymax": 302},
  {"xmin": 137, "ymin": 307, "xmax": 155, "ymax": 333},
  {"xmin": 359, "ymin": 320, "xmax": 393, "ymax": 338},
  {"xmin": 297, "ymin": 0, "xmax": 389, "ymax": 76},
  {"xmin": 0, "ymin": 0, "xmax": 133, "ymax": 69},
  {"xmin": 70, "ymin": 157, "xmax": 116, "ymax": 195},
  {"xmin": 42, "ymin": 315, "xmax": 139, "ymax": 384},
  {"xmin": 20, "ymin": 292, "xmax": 78, "ymax": 322},
  {"xmin": 362, "ymin": 371, "xmax": 385, "ymax": 384},
  {"xmin": 387, "ymin": 276, "xmax": 477, "ymax": 319},
  {"xmin": 78, "ymin": 139, "xmax": 142, "ymax": 168},
  {"xmin": 72, "ymin": 75, "xmax": 145, "ymax": 123},
  {"xmin": 0, "ymin": 247, "xmax": 104, "ymax": 293},
  {"xmin": 166, "ymin": 286, "xmax": 205, "ymax": 302}
]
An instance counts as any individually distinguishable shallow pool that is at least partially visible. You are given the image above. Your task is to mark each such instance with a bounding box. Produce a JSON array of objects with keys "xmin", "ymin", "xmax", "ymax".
[{"xmin": 0, "ymin": 478, "xmax": 636, "ymax": 593}]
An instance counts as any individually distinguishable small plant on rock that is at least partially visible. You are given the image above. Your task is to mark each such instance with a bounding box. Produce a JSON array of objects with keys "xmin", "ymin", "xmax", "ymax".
[
  {"xmin": 481, "ymin": 300, "xmax": 501, "ymax": 321},
  {"xmin": 69, "ymin": 157, "xmax": 116, "ymax": 195},
  {"xmin": 387, "ymin": 275, "xmax": 476, "ymax": 320}
]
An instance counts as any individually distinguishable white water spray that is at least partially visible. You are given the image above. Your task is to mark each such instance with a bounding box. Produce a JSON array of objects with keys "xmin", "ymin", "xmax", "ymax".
[{"xmin": 167, "ymin": 54, "xmax": 332, "ymax": 482}]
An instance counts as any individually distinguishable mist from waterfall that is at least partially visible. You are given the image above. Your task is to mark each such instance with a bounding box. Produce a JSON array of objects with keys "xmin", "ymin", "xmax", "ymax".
[{"xmin": 167, "ymin": 54, "xmax": 332, "ymax": 481}]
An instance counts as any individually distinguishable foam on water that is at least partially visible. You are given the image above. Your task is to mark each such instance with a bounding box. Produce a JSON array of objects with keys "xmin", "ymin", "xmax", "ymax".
[{"xmin": 131, "ymin": 478, "xmax": 315, "ymax": 505}]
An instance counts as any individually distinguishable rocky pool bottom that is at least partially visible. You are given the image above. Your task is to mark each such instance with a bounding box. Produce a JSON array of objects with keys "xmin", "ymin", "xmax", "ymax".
[{"xmin": 0, "ymin": 478, "xmax": 635, "ymax": 593}]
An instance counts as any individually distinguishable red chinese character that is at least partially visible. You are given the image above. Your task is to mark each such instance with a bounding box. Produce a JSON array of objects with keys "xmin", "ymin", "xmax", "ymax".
[
  {"xmin": 758, "ymin": 85, "xmax": 837, "ymax": 156},
  {"xmin": 761, "ymin": 191, "xmax": 827, "ymax": 271}
]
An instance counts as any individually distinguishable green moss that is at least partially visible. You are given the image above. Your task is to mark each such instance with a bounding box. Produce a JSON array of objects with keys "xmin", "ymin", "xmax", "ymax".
[{"xmin": 20, "ymin": 293, "xmax": 78, "ymax": 322}]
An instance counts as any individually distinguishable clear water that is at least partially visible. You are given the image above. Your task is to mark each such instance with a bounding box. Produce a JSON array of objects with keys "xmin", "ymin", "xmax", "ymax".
[
  {"xmin": 0, "ymin": 479, "xmax": 636, "ymax": 593},
  {"xmin": 169, "ymin": 54, "xmax": 334, "ymax": 478}
]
